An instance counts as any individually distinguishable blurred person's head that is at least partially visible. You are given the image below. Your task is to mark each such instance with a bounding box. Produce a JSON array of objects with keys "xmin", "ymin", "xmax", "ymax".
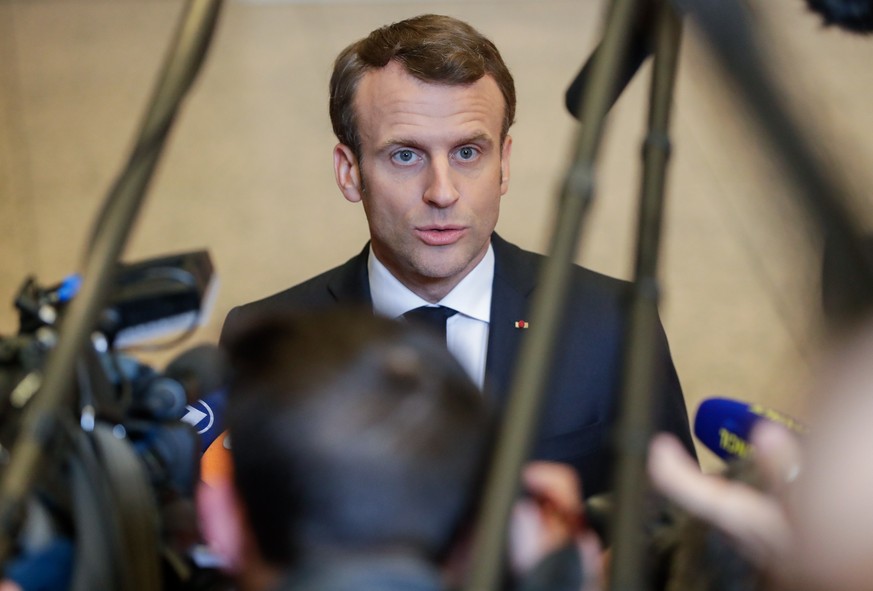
[{"xmin": 199, "ymin": 308, "xmax": 491, "ymax": 587}]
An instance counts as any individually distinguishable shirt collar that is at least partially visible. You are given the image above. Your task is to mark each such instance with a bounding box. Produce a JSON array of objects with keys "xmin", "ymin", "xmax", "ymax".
[{"xmin": 368, "ymin": 244, "xmax": 494, "ymax": 323}]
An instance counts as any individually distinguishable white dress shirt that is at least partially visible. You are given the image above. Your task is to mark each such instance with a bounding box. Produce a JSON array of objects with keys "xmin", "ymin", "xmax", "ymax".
[{"xmin": 368, "ymin": 246, "xmax": 494, "ymax": 389}]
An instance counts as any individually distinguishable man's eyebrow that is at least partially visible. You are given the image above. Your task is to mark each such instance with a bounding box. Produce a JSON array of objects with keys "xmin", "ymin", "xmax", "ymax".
[
  {"xmin": 459, "ymin": 133, "xmax": 494, "ymax": 148},
  {"xmin": 376, "ymin": 133, "xmax": 495, "ymax": 154},
  {"xmin": 377, "ymin": 138, "xmax": 426, "ymax": 154}
]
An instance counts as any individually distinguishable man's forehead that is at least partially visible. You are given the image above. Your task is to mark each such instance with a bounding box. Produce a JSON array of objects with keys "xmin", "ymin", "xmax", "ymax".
[{"xmin": 353, "ymin": 62, "xmax": 505, "ymax": 143}]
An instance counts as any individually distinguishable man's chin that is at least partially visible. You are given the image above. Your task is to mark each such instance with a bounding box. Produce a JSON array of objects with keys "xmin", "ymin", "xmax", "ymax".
[{"xmin": 402, "ymin": 259, "xmax": 468, "ymax": 286}]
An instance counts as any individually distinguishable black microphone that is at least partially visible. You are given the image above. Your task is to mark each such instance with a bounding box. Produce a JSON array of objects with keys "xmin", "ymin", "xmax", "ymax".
[
  {"xmin": 121, "ymin": 345, "xmax": 228, "ymax": 498},
  {"xmin": 805, "ymin": 0, "xmax": 873, "ymax": 33},
  {"xmin": 109, "ymin": 344, "xmax": 227, "ymax": 427},
  {"xmin": 164, "ymin": 343, "xmax": 228, "ymax": 404},
  {"xmin": 693, "ymin": 397, "xmax": 807, "ymax": 462},
  {"xmin": 565, "ymin": 2, "xmax": 655, "ymax": 121},
  {"xmin": 164, "ymin": 345, "xmax": 229, "ymax": 453}
]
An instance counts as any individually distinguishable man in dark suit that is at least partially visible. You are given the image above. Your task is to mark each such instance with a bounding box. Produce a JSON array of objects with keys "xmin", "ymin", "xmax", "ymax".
[{"xmin": 221, "ymin": 13, "xmax": 695, "ymax": 498}]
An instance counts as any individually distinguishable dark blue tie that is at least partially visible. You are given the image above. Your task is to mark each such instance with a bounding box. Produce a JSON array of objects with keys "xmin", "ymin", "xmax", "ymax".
[{"xmin": 402, "ymin": 305, "xmax": 458, "ymax": 344}]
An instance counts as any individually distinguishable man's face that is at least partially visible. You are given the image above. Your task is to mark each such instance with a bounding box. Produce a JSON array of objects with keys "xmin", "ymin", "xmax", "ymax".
[{"xmin": 334, "ymin": 61, "xmax": 512, "ymax": 302}]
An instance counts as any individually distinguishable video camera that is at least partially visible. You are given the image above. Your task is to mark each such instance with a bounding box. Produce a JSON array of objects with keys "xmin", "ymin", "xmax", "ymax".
[{"xmin": 0, "ymin": 250, "xmax": 227, "ymax": 591}]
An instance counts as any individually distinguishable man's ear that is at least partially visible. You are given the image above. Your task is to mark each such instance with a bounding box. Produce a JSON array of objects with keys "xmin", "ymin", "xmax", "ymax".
[
  {"xmin": 197, "ymin": 478, "xmax": 246, "ymax": 573},
  {"xmin": 334, "ymin": 143, "xmax": 364, "ymax": 203},
  {"xmin": 500, "ymin": 135, "xmax": 512, "ymax": 196}
]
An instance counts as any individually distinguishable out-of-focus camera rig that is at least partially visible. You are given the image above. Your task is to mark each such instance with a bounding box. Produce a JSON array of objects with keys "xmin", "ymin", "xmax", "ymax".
[
  {"xmin": 0, "ymin": 252, "xmax": 222, "ymax": 591},
  {"xmin": 0, "ymin": 1, "xmax": 226, "ymax": 589}
]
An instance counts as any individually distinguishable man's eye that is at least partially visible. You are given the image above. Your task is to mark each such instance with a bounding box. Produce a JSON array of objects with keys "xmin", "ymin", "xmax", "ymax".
[
  {"xmin": 455, "ymin": 146, "xmax": 479, "ymax": 161},
  {"xmin": 392, "ymin": 149, "xmax": 418, "ymax": 164}
]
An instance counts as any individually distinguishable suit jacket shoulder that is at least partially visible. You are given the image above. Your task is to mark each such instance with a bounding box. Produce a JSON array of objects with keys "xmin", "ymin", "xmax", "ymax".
[
  {"xmin": 220, "ymin": 245, "xmax": 371, "ymax": 346},
  {"xmin": 491, "ymin": 233, "xmax": 630, "ymax": 304}
]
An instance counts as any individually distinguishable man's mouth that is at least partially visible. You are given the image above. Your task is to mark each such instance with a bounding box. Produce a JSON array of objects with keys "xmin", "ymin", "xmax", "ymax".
[{"xmin": 415, "ymin": 226, "xmax": 466, "ymax": 246}]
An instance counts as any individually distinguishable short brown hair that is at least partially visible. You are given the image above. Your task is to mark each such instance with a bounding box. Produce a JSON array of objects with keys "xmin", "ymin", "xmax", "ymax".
[{"xmin": 329, "ymin": 14, "xmax": 516, "ymax": 159}]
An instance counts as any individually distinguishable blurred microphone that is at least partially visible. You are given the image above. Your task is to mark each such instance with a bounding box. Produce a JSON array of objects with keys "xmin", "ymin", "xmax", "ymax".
[
  {"xmin": 565, "ymin": 2, "xmax": 655, "ymax": 121},
  {"xmin": 693, "ymin": 397, "xmax": 807, "ymax": 461},
  {"xmin": 165, "ymin": 345, "xmax": 229, "ymax": 453},
  {"xmin": 165, "ymin": 344, "xmax": 227, "ymax": 404},
  {"xmin": 805, "ymin": 0, "xmax": 873, "ymax": 33},
  {"xmin": 108, "ymin": 344, "xmax": 228, "ymax": 453}
]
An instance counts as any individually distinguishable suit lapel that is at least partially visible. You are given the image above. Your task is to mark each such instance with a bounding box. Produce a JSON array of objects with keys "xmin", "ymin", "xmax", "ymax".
[
  {"xmin": 326, "ymin": 243, "xmax": 373, "ymax": 306},
  {"xmin": 485, "ymin": 234, "xmax": 538, "ymax": 406}
]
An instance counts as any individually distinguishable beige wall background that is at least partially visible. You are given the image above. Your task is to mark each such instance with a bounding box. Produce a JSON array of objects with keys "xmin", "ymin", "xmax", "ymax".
[{"xmin": 2, "ymin": 0, "xmax": 873, "ymax": 472}]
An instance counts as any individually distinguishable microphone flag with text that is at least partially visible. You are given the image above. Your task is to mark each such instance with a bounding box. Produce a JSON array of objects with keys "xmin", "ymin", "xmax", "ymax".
[{"xmin": 694, "ymin": 397, "xmax": 807, "ymax": 461}]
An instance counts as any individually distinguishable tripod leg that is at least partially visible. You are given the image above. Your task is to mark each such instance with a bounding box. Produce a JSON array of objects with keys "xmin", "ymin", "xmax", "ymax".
[
  {"xmin": 609, "ymin": 2, "xmax": 683, "ymax": 590},
  {"xmin": 462, "ymin": 1, "xmax": 655, "ymax": 590}
]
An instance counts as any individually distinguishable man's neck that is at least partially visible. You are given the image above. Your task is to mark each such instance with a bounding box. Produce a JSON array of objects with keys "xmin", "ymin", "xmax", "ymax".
[
  {"xmin": 369, "ymin": 244, "xmax": 495, "ymax": 320},
  {"xmin": 370, "ymin": 246, "xmax": 491, "ymax": 304},
  {"xmin": 390, "ymin": 270, "xmax": 471, "ymax": 305}
]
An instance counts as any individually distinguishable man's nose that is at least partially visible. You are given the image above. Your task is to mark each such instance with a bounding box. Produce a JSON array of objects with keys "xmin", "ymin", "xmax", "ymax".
[{"xmin": 422, "ymin": 158, "xmax": 461, "ymax": 208}]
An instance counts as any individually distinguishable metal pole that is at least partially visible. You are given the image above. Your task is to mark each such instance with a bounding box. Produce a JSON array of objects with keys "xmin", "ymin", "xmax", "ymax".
[
  {"xmin": 462, "ymin": 1, "xmax": 648, "ymax": 590},
  {"xmin": 608, "ymin": 2, "xmax": 683, "ymax": 589}
]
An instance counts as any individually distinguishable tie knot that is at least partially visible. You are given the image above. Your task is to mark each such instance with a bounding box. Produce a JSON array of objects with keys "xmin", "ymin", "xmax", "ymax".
[{"xmin": 402, "ymin": 306, "xmax": 458, "ymax": 343}]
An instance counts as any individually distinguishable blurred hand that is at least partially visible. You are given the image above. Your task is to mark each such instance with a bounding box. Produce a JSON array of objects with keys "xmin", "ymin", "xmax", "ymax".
[
  {"xmin": 647, "ymin": 422, "xmax": 801, "ymax": 569},
  {"xmin": 510, "ymin": 461, "xmax": 584, "ymax": 572},
  {"xmin": 509, "ymin": 461, "xmax": 604, "ymax": 590}
]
